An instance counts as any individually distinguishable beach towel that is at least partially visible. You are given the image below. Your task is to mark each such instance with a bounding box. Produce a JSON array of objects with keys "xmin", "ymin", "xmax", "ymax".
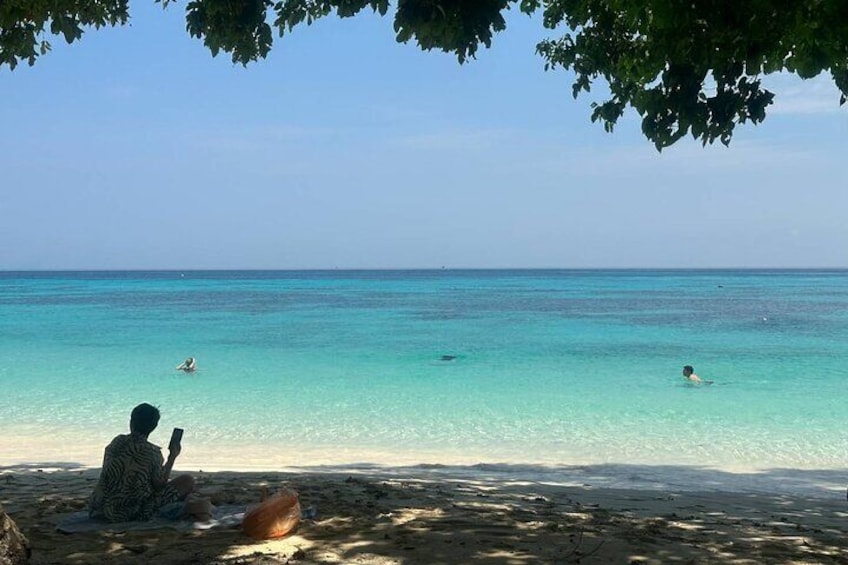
[{"xmin": 53, "ymin": 504, "xmax": 245, "ymax": 534}]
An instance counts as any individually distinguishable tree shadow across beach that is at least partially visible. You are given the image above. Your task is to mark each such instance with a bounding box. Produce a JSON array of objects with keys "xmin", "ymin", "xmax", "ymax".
[{"xmin": 2, "ymin": 462, "xmax": 848, "ymax": 564}]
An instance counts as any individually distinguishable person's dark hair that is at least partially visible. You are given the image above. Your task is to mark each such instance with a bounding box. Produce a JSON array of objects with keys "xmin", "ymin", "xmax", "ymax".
[
  {"xmin": 683, "ymin": 365, "xmax": 694, "ymax": 373},
  {"xmin": 130, "ymin": 403, "xmax": 161, "ymax": 435}
]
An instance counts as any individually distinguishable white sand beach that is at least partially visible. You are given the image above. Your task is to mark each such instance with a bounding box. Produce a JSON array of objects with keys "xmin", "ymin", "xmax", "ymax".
[{"xmin": 3, "ymin": 462, "xmax": 848, "ymax": 564}]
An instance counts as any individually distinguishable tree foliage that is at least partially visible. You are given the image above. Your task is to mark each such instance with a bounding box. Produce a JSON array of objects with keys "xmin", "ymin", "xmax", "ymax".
[
  {"xmin": 2, "ymin": 0, "xmax": 846, "ymax": 149},
  {"xmin": 536, "ymin": 0, "xmax": 848, "ymax": 148}
]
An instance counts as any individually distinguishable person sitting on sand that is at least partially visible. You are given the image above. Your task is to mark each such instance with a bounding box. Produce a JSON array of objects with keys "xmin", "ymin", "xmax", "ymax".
[
  {"xmin": 89, "ymin": 403, "xmax": 194, "ymax": 522},
  {"xmin": 176, "ymin": 357, "xmax": 196, "ymax": 373}
]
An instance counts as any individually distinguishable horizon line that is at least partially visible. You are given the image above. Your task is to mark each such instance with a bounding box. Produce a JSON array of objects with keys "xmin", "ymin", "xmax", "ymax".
[{"xmin": 2, "ymin": 267, "xmax": 847, "ymax": 273}]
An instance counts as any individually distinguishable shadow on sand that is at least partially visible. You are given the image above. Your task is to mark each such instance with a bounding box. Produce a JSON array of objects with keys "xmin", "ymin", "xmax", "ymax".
[{"xmin": 2, "ymin": 461, "xmax": 847, "ymax": 564}]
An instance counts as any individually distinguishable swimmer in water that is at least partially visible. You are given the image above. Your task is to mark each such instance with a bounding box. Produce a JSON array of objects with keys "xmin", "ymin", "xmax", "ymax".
[
  {"xmin": 682, "ymin": 365, "xmax": 702, "ymax": 383},
  {"xmin": 176, "ymin": 357, "xmax": 196, "ymax": 373},
  {"xmin": 683, "ymin": 365, "xmax": 713, "ymax": 385}
]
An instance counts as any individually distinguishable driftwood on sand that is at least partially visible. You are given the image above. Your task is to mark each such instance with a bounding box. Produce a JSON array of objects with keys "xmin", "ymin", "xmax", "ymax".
[{"xmin": 0, "ymin": 506, "xmax": 30, "ymax": 565}]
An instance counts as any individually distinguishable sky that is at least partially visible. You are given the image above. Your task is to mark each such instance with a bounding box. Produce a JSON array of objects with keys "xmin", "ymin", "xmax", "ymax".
[{"xmin": 1, "ymin": 4, "xmax": 846, "ymax": 270}]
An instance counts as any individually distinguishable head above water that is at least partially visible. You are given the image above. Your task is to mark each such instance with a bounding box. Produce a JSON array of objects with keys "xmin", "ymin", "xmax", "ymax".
[
  {"xmin": 682, "ymin": 365, "xmax": 694, "ymax": 376},
  {"xmin": 130, "ymin": 403, "xmax": 160, "ymax": 436}
]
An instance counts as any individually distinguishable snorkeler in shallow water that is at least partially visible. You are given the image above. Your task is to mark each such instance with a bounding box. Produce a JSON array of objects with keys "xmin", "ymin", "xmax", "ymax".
[{"xmin": 176, "ymin": 357, "xmax": 196, "ymax": 373}]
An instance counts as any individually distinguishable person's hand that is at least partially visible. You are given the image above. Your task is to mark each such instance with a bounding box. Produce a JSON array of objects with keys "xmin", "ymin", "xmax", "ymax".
[{"xmin": 168, "ymin": 443, "xmax": 182, "ymax": 460}]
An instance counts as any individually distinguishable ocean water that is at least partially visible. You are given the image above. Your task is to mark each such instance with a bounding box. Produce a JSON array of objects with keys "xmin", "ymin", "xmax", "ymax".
[{"xmin": 1, "ymin": 270, "xmax": 847, "ymax": 492}]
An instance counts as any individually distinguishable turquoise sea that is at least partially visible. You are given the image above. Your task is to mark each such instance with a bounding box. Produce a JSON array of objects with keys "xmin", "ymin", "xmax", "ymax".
[{"xmin": 1, "ymin": 270, "xmax": 847, "ymax": 494}]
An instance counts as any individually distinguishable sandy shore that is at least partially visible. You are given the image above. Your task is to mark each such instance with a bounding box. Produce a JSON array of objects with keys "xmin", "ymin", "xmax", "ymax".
[{"xmin": 2, "ymin": 463, "xmax": 848, "ymax": 564}]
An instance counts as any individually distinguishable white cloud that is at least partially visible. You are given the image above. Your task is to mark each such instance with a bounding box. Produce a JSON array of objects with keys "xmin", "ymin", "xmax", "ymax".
[
  {"xmin": 765, "ymin": 73, "xmax": 846, "ymax": 115},
  {"xmin": 501, "ymin": 135, "xmax": 825, "ymax": 181},
  {"xmin": 103, "ymin": 83, "xmax": 138, "ymax": 100},
  {"xmin": 397, "ymin": 128, "xmax": 508, "ymax": 151}
]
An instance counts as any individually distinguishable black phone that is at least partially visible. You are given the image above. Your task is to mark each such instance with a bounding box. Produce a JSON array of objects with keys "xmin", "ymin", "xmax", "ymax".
[{"xmin": 168, "ymin": 427, "xmax": 184, "ymax": 451}]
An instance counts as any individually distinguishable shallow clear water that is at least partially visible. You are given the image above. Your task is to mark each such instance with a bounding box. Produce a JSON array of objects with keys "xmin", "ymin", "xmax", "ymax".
[{"xmin": 1, "ymin": 270, "xmax": 846, "ymax": 482}]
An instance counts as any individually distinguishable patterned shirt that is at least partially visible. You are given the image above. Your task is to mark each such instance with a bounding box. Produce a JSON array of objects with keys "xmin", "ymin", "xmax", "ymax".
[{"xmin": 89, "ymin": 433, "xmax": 168, "ymax": 522}]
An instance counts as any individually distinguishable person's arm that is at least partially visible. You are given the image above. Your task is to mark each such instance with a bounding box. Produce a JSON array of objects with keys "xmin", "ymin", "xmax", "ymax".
[{"xmin": 154, "ymin": 444, "xmax": 181, "ymax": 488}]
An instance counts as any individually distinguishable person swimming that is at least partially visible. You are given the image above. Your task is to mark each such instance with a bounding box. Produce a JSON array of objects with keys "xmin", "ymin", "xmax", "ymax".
[
  {"xmin": 682, "ymin": 365, "xmax": 713, "ymax": 385},
  {"xmin": 176, "ymin": 357, "xmax": 196, "ymax": 373},
  {"xmin": 682, "ymin": 365, "xmax": 702, "ymax": 383}
]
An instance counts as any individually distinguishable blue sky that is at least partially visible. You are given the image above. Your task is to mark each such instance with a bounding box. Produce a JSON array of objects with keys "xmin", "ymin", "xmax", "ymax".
[{"xmin": 1, "ymin": 3, "xmax": 845, "ymax": 269}]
